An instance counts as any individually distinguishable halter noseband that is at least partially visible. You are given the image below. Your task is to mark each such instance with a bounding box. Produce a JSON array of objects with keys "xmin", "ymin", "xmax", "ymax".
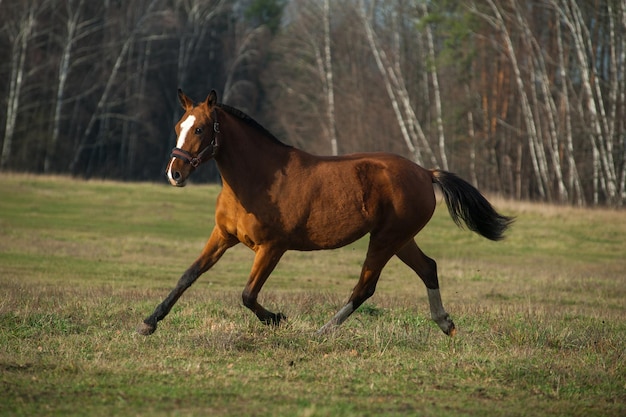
[{"xmin": 170, "ymin": 109, "xmax": 220, "ymax": 167}]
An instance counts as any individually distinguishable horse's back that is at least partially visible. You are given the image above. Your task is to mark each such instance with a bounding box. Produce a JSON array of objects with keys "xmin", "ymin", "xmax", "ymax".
[
  {"xmin": 215, "ymin": 150, "xmax": 437, "ymax": 251},
  {"xmin": 288, "ymin": 151, "xmax": 437, "ymax": 245}
]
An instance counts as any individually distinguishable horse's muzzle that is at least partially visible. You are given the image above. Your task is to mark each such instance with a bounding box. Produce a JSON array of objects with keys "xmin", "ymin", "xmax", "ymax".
[
  {"xmin": 166, "ymin": 159, "xmax": 188, "ymax": 187},
  {"xmin": 168, "ymin": 171, "xmax": 186, "ymax": 187}
]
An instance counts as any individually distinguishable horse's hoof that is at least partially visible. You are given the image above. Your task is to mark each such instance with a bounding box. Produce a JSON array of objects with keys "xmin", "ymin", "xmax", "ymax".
[
  {"xmin": 444, "ymin": 321, "xmax": 457, "ymax": 337},
  {"xmin": 261, "ymin": 312, "xmax": 287, "ymax": 326},
  {"xmin": 434, "ymin": 314, "xmax": 456, "ymax": 337},
  {"xmin": 274, "ymin": 312, "xmax": 287, "ymax": 326},
  {"xmin": 137, "ymin": 321, "xmax": 156, "ymax": 336}
]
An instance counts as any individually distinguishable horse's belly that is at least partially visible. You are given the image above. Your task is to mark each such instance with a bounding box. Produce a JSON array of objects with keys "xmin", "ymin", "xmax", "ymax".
[{"xmin": 288, "ymin": 203, "xmax": 373, "ymax": 250}]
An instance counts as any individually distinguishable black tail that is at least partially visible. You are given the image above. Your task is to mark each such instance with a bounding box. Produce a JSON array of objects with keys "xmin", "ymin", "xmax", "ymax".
[{"xmin": 431, "ymin": 170, "xmax": 513, "ymax": 241}]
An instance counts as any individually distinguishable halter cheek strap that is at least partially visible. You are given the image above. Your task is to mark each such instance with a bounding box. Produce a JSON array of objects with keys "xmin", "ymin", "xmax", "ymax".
[{"xmin": 170, "ymin": 109, "xmax": 220, "ymax": 167}]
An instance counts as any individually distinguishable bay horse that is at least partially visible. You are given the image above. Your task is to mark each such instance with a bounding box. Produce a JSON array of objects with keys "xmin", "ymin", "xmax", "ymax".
[{"xmin": 137, "ymin": 90, "xmax": 512, "ymax": 337}]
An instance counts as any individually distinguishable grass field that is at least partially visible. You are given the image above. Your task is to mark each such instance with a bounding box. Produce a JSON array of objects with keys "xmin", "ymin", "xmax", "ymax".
[{"xmin": 1, "ymin": 173, "xmax": 624, "ymax": 416}]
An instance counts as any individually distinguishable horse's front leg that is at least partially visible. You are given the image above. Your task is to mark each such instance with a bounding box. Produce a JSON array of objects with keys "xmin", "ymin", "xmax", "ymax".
[
  {"xmin": 241, "ymin": 245, "xmax": 286, "ymax": 325},
  {"xmin": 137, "ymin": 228, "xmax": 237, "ymax": 335}
]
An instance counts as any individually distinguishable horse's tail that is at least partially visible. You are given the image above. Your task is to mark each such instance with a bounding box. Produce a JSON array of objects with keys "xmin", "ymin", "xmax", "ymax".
[{"xmin": 430, "ymin": 169, "xmax": 513, "ymax": 241}]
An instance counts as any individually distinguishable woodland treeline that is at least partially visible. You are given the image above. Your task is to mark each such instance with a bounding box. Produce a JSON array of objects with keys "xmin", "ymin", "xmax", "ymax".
[{"xmin": 1, "ymin": 0, "xmax": 625, "ymax": 206}]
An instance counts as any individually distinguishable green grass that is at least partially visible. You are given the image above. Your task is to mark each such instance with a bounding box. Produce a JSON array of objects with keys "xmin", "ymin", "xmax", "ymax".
[{"xmin": 1, "ymin": 173, "xmax": 624, "ymax": 416}]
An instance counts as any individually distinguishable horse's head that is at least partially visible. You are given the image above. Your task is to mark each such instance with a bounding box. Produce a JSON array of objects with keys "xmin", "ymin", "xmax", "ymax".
[{"xmin": 166, "ymin": 89, "xmax": 220, "ymax": 187}]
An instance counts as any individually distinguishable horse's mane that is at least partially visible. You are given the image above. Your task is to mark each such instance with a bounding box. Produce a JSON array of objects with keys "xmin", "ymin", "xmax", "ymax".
[{"xmin": 217, "ymin": 103, "xmax": 291, "ymax": 148}]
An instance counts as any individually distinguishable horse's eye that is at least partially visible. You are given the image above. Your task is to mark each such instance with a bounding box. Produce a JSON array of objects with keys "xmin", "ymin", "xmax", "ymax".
[{"xmin": 195, "ymin": 127, "xmax": 203, "ymax": 135}]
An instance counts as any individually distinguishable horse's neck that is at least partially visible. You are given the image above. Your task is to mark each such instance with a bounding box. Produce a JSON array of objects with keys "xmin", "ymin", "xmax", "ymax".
[{"xmin": 215, "ymin": 112, "xmax": 292, "ymax": 196}]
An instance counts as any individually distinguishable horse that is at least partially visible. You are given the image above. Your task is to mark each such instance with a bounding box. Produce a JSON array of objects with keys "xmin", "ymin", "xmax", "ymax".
[{"xmin": 137, "ymin": 89, "xmax": 513, "ymax": 337}]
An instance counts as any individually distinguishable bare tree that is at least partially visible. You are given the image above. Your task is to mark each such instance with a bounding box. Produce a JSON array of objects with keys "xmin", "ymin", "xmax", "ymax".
[
  {"xmin": 554, "ymin": 7, "xmax": 583, "ymax": 205},
  {"xmin": 1, "ymin": 2, "xmax": 36, "ymax": 169},
  {"xmin": 260, "ymin": 0, "xmax": 343, "ymax": 154},
  {"xmin": 69, "ymin": 0, "xmax": 161, "ymax": 174},
  {"xmin": 323, "ymin": 0, "xmax": 338, "ymax": 155},
  {"xmin": 472, "ymin": 0, "xmax": 551, "ymax": 199},
  {"xmin": 359, "ymin": 0, "xmax": 438, "ymax": 166},
  {"xmin": 45, "ymin": 0, "xmax": 103, "ymax": 173},
  {"xmin": 618, "ymin": 1, "xmax": 626, "ymax": 205},
  {"xmin": 0, "ymin": 0, "xmax": 623, "ymax": 206},
  {"xmin": 420, "ymin": 2, "xmax": 448, "ymax": 170},
  {"xmin": 174, "ymin": 0, "xmax": 228, "ymax": 89},
  {"xmin": 223, "ymin": 25, "xmax": 270, "ymax": 112},
  {"xmin": 556, "ymin": 0, "xmax": 620, "ymax": 204},
  {"xmin": 517, "ymin": 3, "xmax": 568, "ymax": 202}
]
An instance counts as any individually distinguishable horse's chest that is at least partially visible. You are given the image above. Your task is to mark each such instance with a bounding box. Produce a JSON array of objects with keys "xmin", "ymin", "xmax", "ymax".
[{"xmin": 219, "ymin": 209, "xmax": 274, "ymax": 250}]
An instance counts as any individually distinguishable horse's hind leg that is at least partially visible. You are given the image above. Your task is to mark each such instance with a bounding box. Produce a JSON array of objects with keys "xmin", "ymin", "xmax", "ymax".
[
  {"xmin": 396, "ymin": 240, "xmax": 456, "ymax": 336},
  {"xmin": 317, "ymin": 240, "xmax": 395, "ymax": 334}
]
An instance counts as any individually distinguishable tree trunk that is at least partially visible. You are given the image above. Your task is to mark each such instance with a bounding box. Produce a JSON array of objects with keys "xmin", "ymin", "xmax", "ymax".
[
  {"xmin": 1, "ymin": 7, "xmax": 35, "ymax": 170},
  {"xmin": 558, "ymin": 0, "xmax": 618, "ymax": 204},
  {"xmin": 555, "ymin": 9, "xmax": 584, "ymax": 205},
  {"xmin": 359, "ymin": 0, "xmax": 437, "ymax": 166},
  {"xmin": 70, "ymin": 0, "xmax": 160, "ymax": 174},
  {"xmin": 481, "ymin": 0, "xmax": 550, "ymax": 200},
  {"xmin": 323, "ymin": 0, "xmax": 338, "ymax": 156},
  {"xmin": 47, "ymin": 0, "xmax": 88, "ymax": 173},
  {"xmin": 421, "ymin": 3, "xmax": 448, "ymax": 170}
]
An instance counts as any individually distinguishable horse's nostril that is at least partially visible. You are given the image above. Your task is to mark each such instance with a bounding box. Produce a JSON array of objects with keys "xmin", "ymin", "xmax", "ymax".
[{"xmin": 172, "ymin": 171, "xmax": 181, "ymax": 181}]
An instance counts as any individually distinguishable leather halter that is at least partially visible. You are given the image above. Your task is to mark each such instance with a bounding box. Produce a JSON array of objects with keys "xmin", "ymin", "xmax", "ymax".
[{"xmin": 170, "ymin": 109, "xmax": 220, "ymax": 167}]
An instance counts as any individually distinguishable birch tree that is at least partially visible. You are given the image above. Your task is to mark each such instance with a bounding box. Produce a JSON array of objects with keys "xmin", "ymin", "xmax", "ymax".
[
  {"xmin": 69, "ymin": 0, "xmax": 161, "ymax": 173},
  {"xmin": 259, "ymin": 0, "xmax": 342, "ymax": 154},
  {"xmin": 323, "ymin": 0, "xmax": 338, "ymax": 155},
  {"xmin": 45, "ymin": 0, "xmax": 101, "ymax": 173},
  {"xmin": 618, "ymin": 2, "xmax": 626, "ymax": 205},
  {"xmin": 173, "ymin": 0, "xmax": 228, "ymax": 90},
  {"xmin": 358, "ymin": 0, "xmax": 438, "ymax": 166},
  {"xmin": 1, "ymin": 3, "xmax": 36, "ymax": 169},
  {"xmin": 472, "ymin": 0, "xmax": 551, "ymax": 199},
  {"xmin": 420, "ymin": 2, "xmax": 448, "ymax": 170},
  {"xmin": 516, "ymin": 3, "xmax": 568, "ymax": 202},
  {"xmin": 556, "ymin": 0, "xmax": 620, "ymax": 204},
  {"xmin": 555, "ymin": 8, "xmax": 584, "ymax": 205},
  {"xmin": 0, "ymin": 0, "xmax": 623, "ymax": 205}
]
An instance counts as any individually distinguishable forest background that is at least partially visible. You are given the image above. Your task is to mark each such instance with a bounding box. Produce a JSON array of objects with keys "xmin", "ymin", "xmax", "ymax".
[{"xmin": 1, "ymin": 0, "xmax": 624, "ymax": 207}]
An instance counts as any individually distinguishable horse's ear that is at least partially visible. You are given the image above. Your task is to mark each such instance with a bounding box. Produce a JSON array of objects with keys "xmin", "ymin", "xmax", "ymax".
[
  {"xmin": 178, "ymin": 89, "xmax": 194, "ymax": 110},
  {"xmin": 206, "ymin": 90, "xmax": 218, "ymax": 107}
]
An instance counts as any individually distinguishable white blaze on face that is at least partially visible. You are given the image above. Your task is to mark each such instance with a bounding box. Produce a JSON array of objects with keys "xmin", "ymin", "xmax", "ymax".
[
  {"xmin": 176, "ymin": 114, "xmax": 196, "ymax": 149},
  {"xmin": 167, "ymin": 115, "xmax": 196, "ymax": 183}
]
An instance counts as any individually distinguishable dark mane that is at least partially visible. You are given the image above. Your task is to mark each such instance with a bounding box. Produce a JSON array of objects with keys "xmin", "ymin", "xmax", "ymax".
[{"xmin": 217, "ymin": 103, "xmax": 291, "ymax": 148}]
